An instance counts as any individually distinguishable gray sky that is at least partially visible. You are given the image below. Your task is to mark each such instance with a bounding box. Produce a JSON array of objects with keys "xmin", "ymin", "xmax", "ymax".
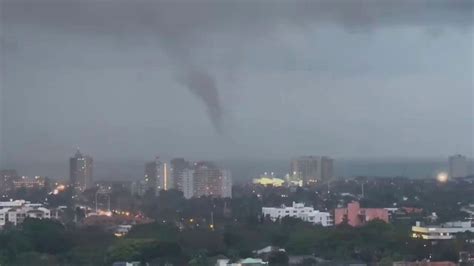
[{"xmin": 1, "ymin": 0, "xmax": 473, "ymax": 165}]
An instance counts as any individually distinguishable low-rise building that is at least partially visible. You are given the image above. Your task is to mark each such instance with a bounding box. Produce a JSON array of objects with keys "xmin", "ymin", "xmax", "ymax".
[
  {"xmin": 411, "ymin": 221, "xmax": 474, "ymax": 240},
  {"xmin": 262, "ymin": 202, "xmax": 333, "ymax": 226},
  {"xmin": 13, "ymin": 176, "xmax": 46, "ymax": 189},
  {"xmin": 0, "ymin": 200, "xmax": 51, "ymax": 227},
  {"xmin": 216, "ymin": 258, "xmax": 268, "ymax": 266},
  {"xmin": 334, "ymin": 201, "xmax": 389, "ymax": 227}
]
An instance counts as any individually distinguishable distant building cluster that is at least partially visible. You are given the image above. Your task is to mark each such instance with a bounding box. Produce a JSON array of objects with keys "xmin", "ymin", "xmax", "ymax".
[
  {"xmin": 252, "ymin": 156, "xmax": 335, "ymax": 188},
  {"xmin": 0, "ymin": 169, "xmax": 47, "ymax": 194},
  {"xmin": 0, "ymin": 200, "xmax": 52, "ymax": 227},
  {"xmin": 132, "ymin": 158, "xmax": 232, "ymax": 199},
  {"xmin": 262, "ymin": 201, "xmax": 391, "ymax": 228}
]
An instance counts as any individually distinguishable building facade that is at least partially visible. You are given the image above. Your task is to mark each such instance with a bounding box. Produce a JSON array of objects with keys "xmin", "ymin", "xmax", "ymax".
[
  {"xmin": 412, "ymin": 221, "xmax": 474, "ymax": 240},
  {"xmin": 170, "ymin": 158, "xmax": 190, "ymax": 192},
  {"xmin": 191, "ymin": 161, "xmax": 232, "ymax": 198},
  {"xmin": 144, "ymin": 157, "xmax": 170, "ymax": 193},
  {"xmin": 262, "ymin": 202, "xmax": 333, "ymax": 226},
  {"xmin": 13, "ymin": 176, "xmax": 46, "ymax": 189},
  {"xmin": 182, "ymin": 169, "xmax": 194, "ymax": 199},
  {"xmin": 290, "ymin": 156, "xmax": 334, "ymax": 185},
  {"xmin": 449, "ymin": 154, "xmax": 468, "ymax": 178},
  {"xmin": 69, "ymin": 149, "xmax": 93, "ymax": 191},
  {"xmin": 334, "ymin": 201, "xmax": 389, "ymax": 227},
  {"xmin": 0, "ymin": 200, "xmax": 51, "ymax": 227}
]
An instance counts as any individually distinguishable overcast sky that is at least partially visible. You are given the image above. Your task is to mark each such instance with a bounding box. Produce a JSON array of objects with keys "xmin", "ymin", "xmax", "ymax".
[{"xmin": 1, "ymin": 0, "xmax": 473, "ymax": 165}]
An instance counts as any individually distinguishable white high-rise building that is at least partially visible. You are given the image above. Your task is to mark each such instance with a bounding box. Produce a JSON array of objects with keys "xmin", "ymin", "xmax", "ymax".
[
  {"xmin": 262, "ymin": 202, "xmax": 333, "ymax": 226},
  {"xmin": 449, "ymin": 154, "xmax": 469, "ymax": 178},
  {"xmin": 221, "ymin": 170, "xmax": 232, "ymax": 198},
  {"xmin": 182, "ymin": 169, "xmax": 194, "ymax": 199}
]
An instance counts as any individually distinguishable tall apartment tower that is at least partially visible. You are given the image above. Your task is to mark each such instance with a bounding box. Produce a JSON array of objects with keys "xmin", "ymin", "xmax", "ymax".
[
  {"xmin": 182, "ymin": 169, "xmax": 194, "ymax": 199},
  {"xmin": 70, "ymin": 149, "xmax": 93, "ymax": 191},
  {"xmin": 192, "ymin": 161, "xmax": 232, "ymax": 198},
  {"xmin": 449, "ymin": 154, "xmax": 468, "ymax": 178},
  {"xmin": 291, "ymin": 156, "xmax": 334, "ymax": 185},
  {"xmin": 145, "ymin": 157, "xmax": 169, "ymax": 193},
  {"xmin": 291, "ymin": 156, "xmax": 319, "ymax": 184},
  {"xmin": 170, "ymin": 158, "xmax": 190, "ymax": 192},
  {"xmin": 320, "ymin": 156, "xmax": 334, "ymax": 181}
]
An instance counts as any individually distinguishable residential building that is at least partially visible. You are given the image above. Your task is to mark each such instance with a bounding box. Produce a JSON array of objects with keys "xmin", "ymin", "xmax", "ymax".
[
  {"xmin": 130, "ymin": 180, "xmax": 147, "ymax": 196},
  {"xmin": 320, "ymin": 156, "xmax": 334, "ymax": 181},
  {"xmin": 394, "ymin": 262, "xmax": 457, "ymax": 266},
  {"xmin": 0, "ymin": 200, "xmax": 51, "ymax": 227},
  {"xmin": 13, "ymin": 176, "xmax": 46, "ymax": 189},
  {"xmin": 145, "ymin": 157, "xmax": 170, "ymax": 193},
  {"xmin": 70, "ymin": 149, "xmax": 93, "ymax": 191},
  {"xmin": 216, "ymin": 258, "xmax": 268, "ymax": 266},
  {"xmin": 411, "ymin": 221, "xmax": 474, "ymax": 240},
  {"xmin": 221, "ymin": 170, "xmax": 232, "ymax": 198},
  {"xmin": 290, "ymin": 156, "xmax": 334, "ymax": 185},
  {"xmin": 449, "ymin": 154, "xmax": 469, "ymax": 178},
  {"xmin": 291, "ymin": 156, "xmax": 319, "ymax": 185},
  {"xmin": 334, "ymin": 201, "xmax": 389, "ymax": 227},
  {"xmin": 170, "ymin": 158, "xmax": 190, "ymax": 191},
  {"xmin": 192, "ymin": 162, "xmax": 232, "ymax": 198},
  {"xmin": 262, "ymin": 202, "xmax": 333, "ymax": 226},
  {"xmin": 182, "ymin": 169, "xmax": 194, "ymax": 199}
]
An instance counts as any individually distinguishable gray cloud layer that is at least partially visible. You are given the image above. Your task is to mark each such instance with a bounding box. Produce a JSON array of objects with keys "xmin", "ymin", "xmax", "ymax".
[
  {"xmin": 2, "ymin": 0, "xmax": 472, "ymax": 133},
  {"xmin": 0, "ymin": 0, "xmax": 473, "ymax": 166}
]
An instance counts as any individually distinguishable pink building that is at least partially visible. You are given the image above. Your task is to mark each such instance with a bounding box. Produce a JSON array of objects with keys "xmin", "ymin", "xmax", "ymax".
[{"xmin": 334, "ymin": 201, "xmax": 389, "ymax": 227}]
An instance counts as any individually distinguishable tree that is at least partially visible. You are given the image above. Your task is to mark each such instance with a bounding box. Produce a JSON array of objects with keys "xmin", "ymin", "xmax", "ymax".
[
  {"xmin": 21, "ymin": 218, "xmax": 72, "ymax": 254},
  {"xmin": 268, "ymin": 251, "xmax": 289, "ymax": 265}
]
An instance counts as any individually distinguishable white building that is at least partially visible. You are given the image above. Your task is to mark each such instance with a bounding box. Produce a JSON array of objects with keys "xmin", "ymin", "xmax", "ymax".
[
  {"xmin": 216, "ymin": 258, "xmax": 268, "ymax": 266},
  {"xmin": 182, "ymin": 169, "xmax": 194, "ymax": 199},
  {"xmin": 412, "ymin": 221, "xmax": 474, "ymax": 240},
  {"xmin": 0, "ymin": 200, "xmax": 51, "ymax": 227},
  {"xmin": 221, "ymin": 170, "xmax": 232, "ymax": 198},
  {"xmin": 449, "ymin": 154, "xmax": 469, "ymax": 178},
  {"xmin": 262, "ymin": 202, "xmax": 333, "ymax": 226}
]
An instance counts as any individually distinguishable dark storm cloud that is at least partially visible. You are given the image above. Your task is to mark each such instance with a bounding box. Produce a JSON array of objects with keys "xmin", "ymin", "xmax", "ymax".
[
  {"xmin": 180, "ymin": 69, "xmax": 223, "ymax": 134},
  {"xmin": 1, "ymin": 0, "xmax": 472, "ymax": 133}
]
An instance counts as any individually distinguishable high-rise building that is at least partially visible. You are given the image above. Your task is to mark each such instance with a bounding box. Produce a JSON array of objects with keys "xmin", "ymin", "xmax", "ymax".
[
  {"xmin": 291, "ymin": 156, "xmax": 318, "ymax": 184},
  {"xmin": 320, "ymin": 156, "xmax": 334, "ymax": 181},
  {"xmin": 192, "ymin": 161, "xmax": 232, "ymax": 198},
  {"xmin": 221, "ymin": 170, "xmax": 232, "ymax": 198},
  {"xmin": 170, "ymin": 158, "xmax": 190, "ymax": 191},
  {"xmin": 291, "ymin": 156, "xmax": 334, "ymax": 185},
  {"xmin": 449, "ymin": 154, "xmax": 468, "ymax": 178},
  {"xmin": 69, "ymin": 149, "xmax": 93, "ymax": 191},
  {"xmin": 182, "ymin": 169, "xmax": 194, "ymax": 199},
  {"xmin": 144, "ymin": 157, "xmax": 169, "ymax": 193}
]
